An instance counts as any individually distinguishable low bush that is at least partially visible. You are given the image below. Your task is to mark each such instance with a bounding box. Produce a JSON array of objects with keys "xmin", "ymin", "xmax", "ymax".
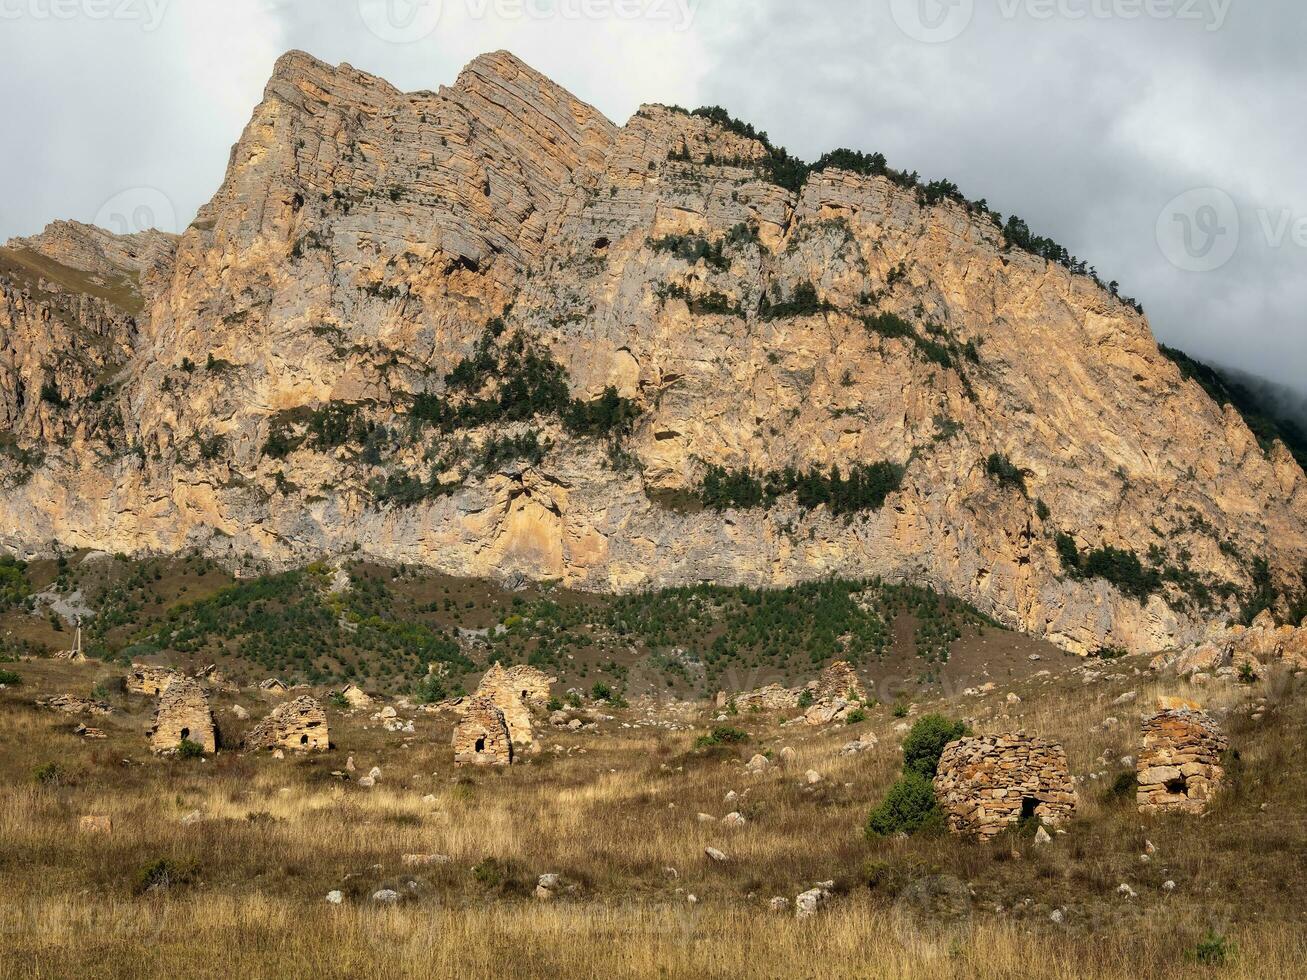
[
  {"xmin": 695, "ymin": 726, "xmax": 750, "ymax": 749},
  {"xmin": 133, "ymin": 859, "xmax": 195, "ymax": 895},
  {"xmin": 1106, "ymin": 771, "xmax": 1138, "ymax": 801},
  {"xmin": 0, "ymin": 669, "xmax": 21, "ymax": 685},
  {"xmin": 33, "ymin": 762, "xmax": 66, "ymax": 786},
  {"xmin": 1195, "ymin": 932, "xmax": 1236, "ymax": 967},
  {"xmin": 865, "ymin": 773, "xmax": 944, "ymax": 838},
  {"xmin": 176, "ymin": 739, "xmax": 205, "ymax": 760},
  {"xmin": 901, "ymin": 714, "xmax": 967, "ymax": 779},
  {"xmin": 985, "ymin": 453, "xmax": 1028, "ymax": 495}
]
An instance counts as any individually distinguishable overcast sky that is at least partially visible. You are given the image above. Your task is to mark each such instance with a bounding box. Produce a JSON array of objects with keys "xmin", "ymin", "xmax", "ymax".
[{"xmin": 1, "ymin": 0, "xmax": 1302, "ymax": 395}]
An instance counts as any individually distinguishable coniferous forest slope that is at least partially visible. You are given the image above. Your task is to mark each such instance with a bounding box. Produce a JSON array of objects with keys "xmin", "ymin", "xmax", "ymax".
[{"xmin": 1, "ymin": 50, "xmax": 1305, "ymax": 658}]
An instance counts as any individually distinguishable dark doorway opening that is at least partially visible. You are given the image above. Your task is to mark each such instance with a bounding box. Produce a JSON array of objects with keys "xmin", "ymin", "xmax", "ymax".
[
  {"xmin": 1165, "ymin": 775, "xmax": 1189, "ymax": 796},
  {"xmin": 1020, "ymin": 797, "xmax": 1039, "ymax": 822},
  {"xmin": 475, "ymin": 737, "xmax": 486, "ymax": 753},
  {"xmin": 300, "ymin": 734, "xmax": 309, "ymax": 745},
  {"xmin": 180, "ymin": 728, "xmax": 190, "ymax": 740}
]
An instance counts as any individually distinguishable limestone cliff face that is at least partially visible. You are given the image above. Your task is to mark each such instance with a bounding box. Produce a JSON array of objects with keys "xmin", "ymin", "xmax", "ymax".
[
  {"xmin": 0, "ymin": 221, "xmax": 174, "ymax": 452},
  {"xmin": 1, "ymin": 50, "xmax": 1303, "ymax": 655}
]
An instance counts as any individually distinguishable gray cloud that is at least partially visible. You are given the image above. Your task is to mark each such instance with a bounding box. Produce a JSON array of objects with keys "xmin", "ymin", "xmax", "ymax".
[{"xmin": 1, "ymin": 0, "xmax": 1301, "ymax": 393}]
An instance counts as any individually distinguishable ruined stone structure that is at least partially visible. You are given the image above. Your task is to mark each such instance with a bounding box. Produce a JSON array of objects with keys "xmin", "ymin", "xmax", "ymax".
[
  {"xmin": 473, "ymin": 663, "xmax": 554, "ymax": 747},
  {"xmin": 148, "ymin": 677, "xmax": 216, "ymax": 754},
  {"xmin": 453, "ymin": 695, "xmax": 514, "ymax": 766},
  {"xmin": 813, "ymin": 661, "xmax": 866, "ymax": 703},
  {"xmin": 1137, "ymin": 708, "xmax": 1228, "ymax": 815},
  {"xmin": 38, "ymin": 695, "xmax": 113, "ymax": 717},
  {"xmin": 243, "ymin": 696, "xmax": 329, "ymax": 752},
  {"xmin": 934, "ymin": 734, "xmax": 1078, "ymax": 839},
  {"xmin": 721, "ymin": 661, "xmax": 868, "ymax": 720},
  {"xmin": 259, "ymin": 678, "xmax": 289, "ymax": 695},
  {"xmin": 726, "ymin": 684, "xmax": 803, "ymax": 713},
  {"xmin": 125, "ymin": 663, "xmax": 180, "ymax": 696},
  {"xmin": 340, "ymin": 684, "xmax": 372, "ymax": 708}
]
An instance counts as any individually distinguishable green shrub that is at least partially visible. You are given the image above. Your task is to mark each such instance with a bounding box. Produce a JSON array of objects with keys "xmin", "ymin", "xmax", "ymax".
[
  {"xmin": 892, "ymin": 704, "xmax": 908, "ymax": 719},
  {"xmin": 759, "ymin": 281, "xmax": 834, "ymax": 321},
  {"xmin": 649, "ymin": 233, "xmax": 730, "ymax": 271},
  {"xmin": 133, "ymin": 859, "xmax": 194, "ymax": 895},
  {"xmin": 901, "ymin": 714, "xmax": 968, "ymax": 780},
  {"xmin": 985, "ymin": 453, "xmax": 1028, "ymax": 495},
  {"xmin": 698, "ymin": 461, "xmax": 904, "ymax": 515},
  {"xmin": 695, "ymin": 726, "xmax": 750, "ymax": 749},
  {"xmin": 328, "ymin": 691, "xmax": 349, "ymax": 709},
  {"xmin": 1056, "ymin": 534, "xmax": 1161, "ymax": 601},
  {"xmin": 471, "ymin": 857, "xmax": 505, "ymax": 888},
  {"xmin": 846, "ymin": 708, "xmax": 868, "ymax": 725},
  {"xmin": 33, "ymin": 762, "xmax": 66, "ymax": 786},
  {"xmin": 0, "ymin": 669, "xmax": 21, "ymax": 685},
  {"xmin": 590, "ymin": 682, "xmax": 613, "ymax": 702},
  {"xmin": 176, "ymin": 739, "xmax": 205, "ymax": 760},
  {"xmin": 865, "ymin": 773, "xmax": 944, "ymax": 838},
  {"xmin": 797, "ymin": 689, "xmax": 815, "ymax": 709},
  {"xmin": 414, "ymin": 675, "xmax": 449, "ymax": 705},
  {"xmin": 1195, "ymin": 932, "xmax": 1236, "ymax": 966}
]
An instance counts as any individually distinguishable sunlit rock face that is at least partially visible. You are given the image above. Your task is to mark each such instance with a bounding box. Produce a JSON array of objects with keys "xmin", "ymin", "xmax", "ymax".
[{"xmin": 1, "ymin": 50, "xmax": 1304, "ymax": 656}]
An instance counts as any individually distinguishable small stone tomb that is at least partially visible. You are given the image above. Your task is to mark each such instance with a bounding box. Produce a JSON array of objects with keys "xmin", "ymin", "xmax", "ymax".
[
  {"xmin": 244, "ymin": 696, "xmax": 329, "ymax": 752},
  {"xmin": 1137, "ymin": 707, "xmax": 1228, "ymax": 815},
  {"xmin": 453, "ymin": 695, "xmax": 514, "ymax": 766},
  {"xmin": 148, "ymin": 677, "xmax": 216, "ymax": 754},
  {"xmin": 934, "ymin": 733, "xmax": 1078, "ymax": 839}
]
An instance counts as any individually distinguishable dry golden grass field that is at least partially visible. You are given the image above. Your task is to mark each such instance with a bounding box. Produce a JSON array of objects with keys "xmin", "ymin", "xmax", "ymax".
[{"xmin": 2, "ymin": 651, "xmax": 1306, "ymax": 979}]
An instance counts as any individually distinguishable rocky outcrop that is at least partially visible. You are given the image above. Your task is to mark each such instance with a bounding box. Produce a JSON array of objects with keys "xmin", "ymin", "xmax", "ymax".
[
  {"xmin": 1151, "ymin": 611, "xmax": 1307, "ymax": 680},
  {"xmin": 1137, "ymin": 708, "xmax": 1227, "ymax": 815},
  {"xmin": 1, "ymin": 50, "xmax": 1304, "ymax": 658},
  {"xmin": 934, "ymin": 734, "xmax": 1078, "ymax": 839},
  {"xmin": 243, "ymin": 696, "xmax": 329, "ymax": 752}
]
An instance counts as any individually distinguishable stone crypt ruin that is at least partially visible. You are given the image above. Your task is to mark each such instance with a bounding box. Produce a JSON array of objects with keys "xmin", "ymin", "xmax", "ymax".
[
  {"xmin": 1137, "ymin": 707, "xmax": 1228, "ymax": 815},
  {"xmin": 934, "ymin": 733, "xmax": 1078, "ymax": 839},
  {"xmin": 148, "ymin": 677, "xmax": 217, "ymax": 754},
  {"xmin": 453, "ymin": 695, "xmax": 514, "ymax": 766}
]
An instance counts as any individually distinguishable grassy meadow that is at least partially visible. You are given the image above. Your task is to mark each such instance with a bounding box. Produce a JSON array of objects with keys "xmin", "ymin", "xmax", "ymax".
[{"xmin": 1, "ymin": 644, "xmax": 1304, "ymax": 978}]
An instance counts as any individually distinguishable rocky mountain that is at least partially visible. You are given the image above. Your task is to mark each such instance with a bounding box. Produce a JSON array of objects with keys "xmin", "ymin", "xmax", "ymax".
[{"xmin": 1, "ymin": 50, "xmax": 1304, "ymax": 656}]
